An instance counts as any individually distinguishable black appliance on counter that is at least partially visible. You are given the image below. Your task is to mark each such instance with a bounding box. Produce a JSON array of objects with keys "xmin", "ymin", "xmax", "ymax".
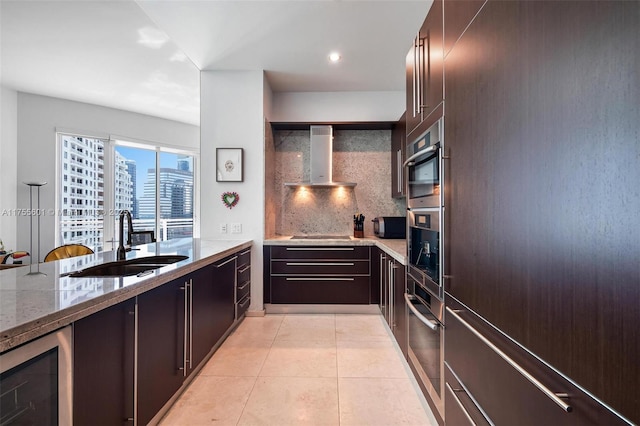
[{"xmin": 372, "ymin": 217, "xmax": 406, "ymax": 239}]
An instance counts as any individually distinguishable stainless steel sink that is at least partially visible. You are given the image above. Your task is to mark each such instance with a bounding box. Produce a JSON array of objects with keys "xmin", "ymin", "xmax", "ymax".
[{"xmin": 69, "ymin": 255, "xmax": 189, "ymax": 277}]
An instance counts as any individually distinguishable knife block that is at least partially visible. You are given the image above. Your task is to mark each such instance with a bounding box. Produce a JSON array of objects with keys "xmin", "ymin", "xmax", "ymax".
[{"xmin": 354, "ymin": 229, "xmax": 364, "ymax": 238}]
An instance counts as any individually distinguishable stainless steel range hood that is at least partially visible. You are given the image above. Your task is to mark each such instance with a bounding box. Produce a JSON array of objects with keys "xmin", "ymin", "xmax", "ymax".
[{"xmin": 284, "ymin": 125, "xmax": 357, "ymax": 188}]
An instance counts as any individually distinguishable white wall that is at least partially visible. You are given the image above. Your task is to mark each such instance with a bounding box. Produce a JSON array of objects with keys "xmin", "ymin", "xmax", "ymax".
[
  {"xmin": 200, "ymin": 70, "xmax": 268, "ymax": 313},
  {"xmin": 16, "ymin": 92, "xmax": 200, "ymax": 261},
  {"xmin": 0, "ymin": 86, "xmax": 18, "ymax": 252},
  {"xmin": 270, "ymin": 91, "xmax": 405, "ymax": 122}
]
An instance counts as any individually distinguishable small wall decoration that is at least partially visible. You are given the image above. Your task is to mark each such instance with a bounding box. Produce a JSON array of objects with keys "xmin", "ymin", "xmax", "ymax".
[
  {"xmin": 221, "ymin": 191, "xmax": 240, "ymax": 209},
  {"xmin": 216, "ymin": 148, "xmax": 243, "ymax": 182}
]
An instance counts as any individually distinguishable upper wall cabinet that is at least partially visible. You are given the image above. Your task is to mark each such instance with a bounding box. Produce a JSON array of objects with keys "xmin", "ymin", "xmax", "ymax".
[
  {"xmin": 443, "ymin": 0, "xmax": 487, "ymax": 58},
  {"xmin": 406, "ymin": 0, "xmax": 444, "ymax": 141}
]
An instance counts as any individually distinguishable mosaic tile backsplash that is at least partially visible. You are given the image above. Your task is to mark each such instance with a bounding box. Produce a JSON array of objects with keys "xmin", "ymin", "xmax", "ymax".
[{"xmin": 269, "ymin": 129, "xmax": 406, "ymax": 237}]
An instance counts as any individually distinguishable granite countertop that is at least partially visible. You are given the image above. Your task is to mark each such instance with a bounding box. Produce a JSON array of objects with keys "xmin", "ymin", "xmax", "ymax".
[
  {"xmin": 264, "ymin": 236, "xmax": 407, "ymax": 264},
  {"xmin": 0, "ymin": 238, "xmax": 251, "ymax": 353}
]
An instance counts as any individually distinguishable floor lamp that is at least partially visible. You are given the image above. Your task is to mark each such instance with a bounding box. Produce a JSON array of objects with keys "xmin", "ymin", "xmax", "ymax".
[{"xmin": 24, "ymin": 181, "xmax": 47, "ymax": 275}]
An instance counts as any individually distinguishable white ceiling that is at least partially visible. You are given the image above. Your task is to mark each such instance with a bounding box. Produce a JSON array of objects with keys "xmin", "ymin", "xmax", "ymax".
[{"xmin": 1, "ymin": 0, "xmax": 431, "ymax": 126}]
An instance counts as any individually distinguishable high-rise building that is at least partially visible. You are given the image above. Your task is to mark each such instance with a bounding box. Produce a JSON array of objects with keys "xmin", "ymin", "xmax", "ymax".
[
  {"xmin": 139, "ymin": 168, "xmax": 193, "ymax": 219},
  {"xmin": 59, "ymin": 135, "xmax": 133, "ymax": 251},
  {"xmin": 177, "ymin": 155, "xmax": 192, "ymax": 172},
  {"xmin": 125, "ymin": 160, "xmax": 138, "ymax": 219}
]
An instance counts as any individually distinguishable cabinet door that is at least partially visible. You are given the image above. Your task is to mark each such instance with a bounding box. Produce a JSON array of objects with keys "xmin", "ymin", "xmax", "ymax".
[
  {"xmin": 73, "ymin": 299, "xmax": 135, "ymax": 425},
  {"xmin": 370, "ymin": 247, "xmax": 381, "ymax": 305},
  {"xmin": 406, "ymin": 0, "xmax": 444, "ymax": 138},
  {"xmin": 137, "ymin": 278, "xmax": 186, "ymax": 425},
  {"xmin": 391, "ymin": 113, "xmax": 407, "ymax": 198},
  {"xmin": 191, "ymin": 260, "xmax": 235, "ymax": 373},
  {"xmin": 392, "ymin": 261, "xmax": 408, "ymax": 358},
  {"xmin": 443, "ymin": 0, "xmax": 486, "ymax": 57},
  {"xmin": 445, "ymin": 297, "xmax": 629, "ymax": 425},
  {"xmin": 378, "ymin": 251, "xmax": 389, "ymax": 320},
  {"xmin": 444, "ymin": 1, "xmax": 640, "ymax": 422},
  {"xmin": 421, "ymin": 0, "xmax": 443, "ymax": 123},
  {"xmin": 271, "ymin": 276, "xmax": 370, "ymax": 304}
]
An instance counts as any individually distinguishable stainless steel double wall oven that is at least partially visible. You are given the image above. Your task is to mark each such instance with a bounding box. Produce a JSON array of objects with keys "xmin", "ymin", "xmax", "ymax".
[{"xmin": 404, "ymin": 118, "xmax": 445, "ymax": 420}]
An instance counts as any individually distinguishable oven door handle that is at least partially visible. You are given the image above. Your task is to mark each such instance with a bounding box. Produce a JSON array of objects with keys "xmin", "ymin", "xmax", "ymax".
[
  {"xmin": 403, "ymin": 144, "xmax": 438, "ymax": 168},
  {"xmin": 404, "ymin": 293, "xmax": 440, "ymax": 331}
]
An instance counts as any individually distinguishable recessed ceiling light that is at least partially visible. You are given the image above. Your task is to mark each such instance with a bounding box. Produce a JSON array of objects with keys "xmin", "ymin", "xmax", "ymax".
[{"xmin": 328, "ymin": 52, "xmax": 341, "ymax": 63}]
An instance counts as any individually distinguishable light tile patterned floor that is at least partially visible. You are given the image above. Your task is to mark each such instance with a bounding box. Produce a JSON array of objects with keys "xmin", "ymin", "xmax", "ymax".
[{"xmin": 159, "ymin": 314, "xmax": 438, "ymax": 426}]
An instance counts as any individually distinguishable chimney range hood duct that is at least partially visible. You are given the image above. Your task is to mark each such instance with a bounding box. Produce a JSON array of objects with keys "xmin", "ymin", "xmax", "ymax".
[{"xmin": 284, "ymin": 125, "xmax": 356, "ymax": 188}]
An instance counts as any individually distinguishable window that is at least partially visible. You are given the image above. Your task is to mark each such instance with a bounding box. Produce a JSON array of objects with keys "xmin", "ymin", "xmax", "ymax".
[
  {"xmin": 57, "ymin": 135, "xmax": 105, "ymax": 252},
  {"xmin": 116, "ymin": 144, "xmax": 194, "ymax": 242},
  {"xmin": 57, "ymin": 133, "xmax": 196, "ymax": 253}
]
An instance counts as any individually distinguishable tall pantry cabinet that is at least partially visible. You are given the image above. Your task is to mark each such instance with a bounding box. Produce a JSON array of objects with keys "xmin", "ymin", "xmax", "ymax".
[{"xmin": 438, "ymin": 0, "xmax": 639, "ymax": 424}]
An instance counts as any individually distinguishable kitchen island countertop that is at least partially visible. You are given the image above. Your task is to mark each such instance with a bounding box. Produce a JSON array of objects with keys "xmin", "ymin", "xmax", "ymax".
[
  {"xmin": 0, "ymin": 238, "xmax": 251, "ymax": 353},
  {"xmin": 264, "ymin": 236, "xmax": 406, "ymax": 264}
]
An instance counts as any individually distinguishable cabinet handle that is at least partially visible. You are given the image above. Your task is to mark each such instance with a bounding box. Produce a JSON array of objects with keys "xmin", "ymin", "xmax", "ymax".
[
  {"xmin": 445, "ymin": 307, "xmax": 572, "ymax": 413},
  {"xmin": 380, "ymin": 253, "xmax": 386, "ymax": 310},
  {"xmin": 285, "ymin": 262, "xmax": 355, "ymax": 266},
  {"xmin": 181, "ymin": 283, "xmax": 188, "ymax": 377},
  {"xmin": 397, "ymin": 149, "xmax": 402, "ymax": 193},
  {"xmin": 420, "ymin": 33, "xmax": 429, "ymax": 110},
  {"xmin": 238, "ymin": 265, "xmax": 251, "ymax": 273},
  {"xmin": 237, "ymin": 280, "xmax": 251, "ymax": 291},
  {"xmin": 239, "ymin": 296, "xmax": 250, "ymax": 309},
  {"xmin": 214, "ymin": 256, "xmax": 237, "ymax": 268},
  {"xmin": 188, "ymin": 279, "xmax": 192, "ymax": 371},
  {"xmin": 285, "ymin": 247, "xmax": 355, "ymax": 251},
  {"xmin": 413, "ymin": 33, "xmax": 419, "ymax": 117},
  {"xmin": 285, "ymin": 277, "xmax": 355, "ymax": 281},
  {"xmin": 405, "ymin": 293, "xmax": 439, "ymax": 331},
  {"xmin": 133, "ymin": 300, "xmax": 139, "ymax": 424},
  {"xmin": 389, "ymin": 260, "xmax": 394, "ymax": 327},
  {"xmin": 445, "ymin": 382, "xmax": 478, "ymax": 426},
  {"xmin": 403, "ymin": 144, "xmax": 438, "ymax": 168},
  {"xmin": 239, "ymin": 249, "xmax": 251, "ymax": 256}
]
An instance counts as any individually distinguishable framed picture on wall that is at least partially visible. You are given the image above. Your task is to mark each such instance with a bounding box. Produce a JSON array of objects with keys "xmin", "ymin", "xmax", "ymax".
[{"xmin": 216, "ymin": 148, "xmax": 243, "ymax": 182}]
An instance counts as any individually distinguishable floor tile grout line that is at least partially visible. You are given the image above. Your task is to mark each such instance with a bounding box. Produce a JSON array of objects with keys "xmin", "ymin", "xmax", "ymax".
[{"xmin": 234, "ymin": 314, "xmax": 285, "ymax": 425}]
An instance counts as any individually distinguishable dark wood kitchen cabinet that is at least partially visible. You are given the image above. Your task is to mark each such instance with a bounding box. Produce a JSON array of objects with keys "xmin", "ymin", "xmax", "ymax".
[
  {"xmin": 391, "ymin": 112, "xmax": 407, "ymax": 198},
  {"xmin": 191, "ymin": 258, "xmax": 235, "ymax": 374},
  {"xmin": 444, "ymin": 296, "xmax": 628, "ymax": 425},
  {"xmin": 136, "ymin": 277, "xmax": 186, "ymax": 425},
  {"xmin": 235, "ymin": 248, "xmax": 251, "ymax": 319},
  {"xmin": 73, "ymin": 299, "xmax": 135, "ymax": 425},
  {"xmin": 391, "ymin": 258, "xmax": 407, "ymax": 358},
  {"xmin": 266, "ymin": 246, "xmax": 371, "ymax": 304},
  {"xmin": 374, "ymin": 247, "xmax": 408, "ymax": 359},
  {"xmin": 442, "ymin": 0, "xmax": 486, "ymax": 58},
  {"xmin": 443, "ymin": 1, "xmax": 640, "ymax": 423},
  {"xmin": 406, "ymin": 0, "xmax": 443, "ymax": 142},
  {"xmin": 137, "ymin": 257, "xmax": 236, "ymax": 423},
  {"xmin": 71, "ymin": 246, "xmax": 249, "ymax": 425}
]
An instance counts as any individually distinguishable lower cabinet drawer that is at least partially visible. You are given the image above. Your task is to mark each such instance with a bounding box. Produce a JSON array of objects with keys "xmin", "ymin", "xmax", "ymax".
[
  {"xmin": 237, "ymin": 248, "xmax": 251, "ymax": 268},
  {"xmin": 271, "ymin": 276, "xmax": 370, "ymax": 304},
  {"xmin": 445, "ymin": 296, "xmax": 629, "ymax": 425},
  {"xmin": 271, "ymin": 246, "xmax": 369, "ymax": 260},
  {"xmin": 237, "ymin": 263, "xmax": 251, "ymax": 284},
  {"xmin": 271, "ymin": 259, "xmax": 369, "ymax": 275},
  {"xmin": 445, "ymin": 362, "xmax": 491, "ymax": 426},
  {"xmin": 236, "ymin": 279, "xmax": 250, "ymax": 302},
  {"xmin": 236, "ymin": 295, "xmax": 250, "ymax": 319}
]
